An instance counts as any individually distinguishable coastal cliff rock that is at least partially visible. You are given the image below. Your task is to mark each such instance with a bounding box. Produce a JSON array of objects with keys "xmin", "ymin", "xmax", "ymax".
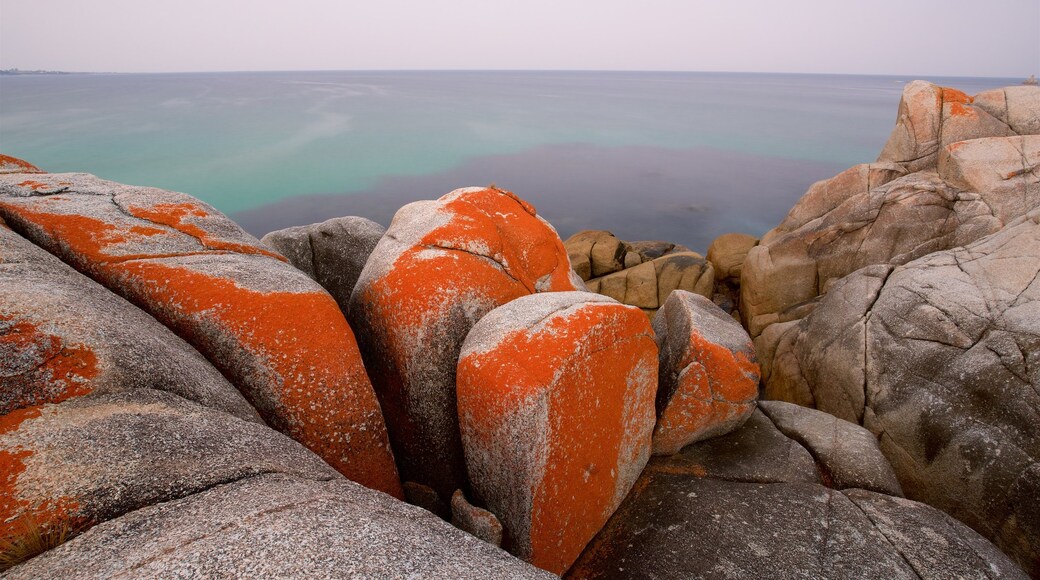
[
  {"xmin": 260, "ymin": 216, "xmax": 385, "ymax": 313},
  {"xmin": 763, "ymin": 208, "xmax": 1040, "ymax": 574},
  {"xmin": 348, "ymin": 186, "xmax": 581, "ymax": 501},
  {"xmin": 567, "ymin": 406, "xmax": 1025, "ymax": 579},
  {"xmin": 5, "ymin": 473, "xmax": 552, "ymax": 579},
  {"xmin": 457, "ymin": 292, "xmax": 657, "ymax": 575},
  {"xmin": 0, "ymin": 220, "xmax": 259, "ymax": 422},
  {"xmin": 651, "ymin": 291, "xmax": 758, "ymax": 455},
  {"xmin": 0, "ymin": 171, "xmax": 401, "ymax": 497}
]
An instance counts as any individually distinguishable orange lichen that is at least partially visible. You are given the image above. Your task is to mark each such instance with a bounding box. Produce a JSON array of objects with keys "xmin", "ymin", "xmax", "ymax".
[
  {"xmin": 14, "ymin": 181, "xmax": 51, "ymax": 191},
  {"xmin": 0, "ymin": 155, "xmax": 43, "ymax": 174},
  {"xmin": 0, "ymin": 317, "xmax": 98, "ymax": 414},
  {"xmin": 112, "ymin": 259, "xmax": 402, "ymax": 498},
  {"xmin": 458, "ymin": 303, "xmax": 655, "ymax": 574},
  {"xmin": 943, "ymin": 88, "xmax": 976, "ymax": 118},
  {"xmin": 125, "ymin": 202, "xmax": 285, "ymax": 260}
]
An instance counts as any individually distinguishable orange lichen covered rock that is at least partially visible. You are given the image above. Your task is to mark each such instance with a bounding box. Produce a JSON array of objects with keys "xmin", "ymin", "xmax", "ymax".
[
  {"xmin": 0, "ymin": 171, "xmax": 401, "ymax": 498},
  {"xmin": 348, "ymin": 186, "xmax": 582, "ymax": 499},
  {"xmin": 0, "ymin": 155, "xmax": 43, "ymax": 175},
  {"xmin": 0, "ymin": 219, "xmax": 259, "ymax": 422},
  {"xmin": 651, "ymin": 291, "xmax": 758, "ymax": 456},
  {"xmin": 457, "ymin": 292, "xmax": 657, "ymax": 575},
  {"xmin": 0, "ymin": 389, "xmax": 338, "ymax": 548}
]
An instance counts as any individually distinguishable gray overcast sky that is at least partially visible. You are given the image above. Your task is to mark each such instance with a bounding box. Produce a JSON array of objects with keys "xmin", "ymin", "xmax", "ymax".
[{"xmin": 2, "ymin": 0, "xmax": 1038, "ymax": 76}]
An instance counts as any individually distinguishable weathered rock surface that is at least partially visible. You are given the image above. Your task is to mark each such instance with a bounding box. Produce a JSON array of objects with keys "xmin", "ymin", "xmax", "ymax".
[
  {"xmin": 763, "ymin": 208, "xmax": 1040, "ymax": 574},
  {"xmin": 452, "ymin": 489, "xmax": 504, "ymax": 547},
  {"xmin": 651, "ymin": 291, "xmax": 758, "ymax": 455},
  {"xmin": 627, "ymin": 239, "xmax": 692, "ymax": 261},
  {"xmin": 568, "ymin": 474, "xmax": 1026, "ymax": 579},
  {"xmin": 0, "ymin": 389, "xmax": 337, "ymax": 544},
  {"xmin": 589, "ymin": 252, "xmax": 714, "ymax": 314},
  {"xmin": 0, "ymin": 219, "xmax": 259, "ymax": 422},
  {"xmin": 706, "ymin": 232, "xmax": 758, "ymax": 282},
  {"xmin": 0, "ymin": 155, "xmax": 43, "ymax": 175},
  {"xmin": 457, "ymin": 292, "xmax": 657, "ymax": 574},
  {"xmin": 349, "ymin": 186, "xmax": 581, "ymax": 500},
  {"xmin": 260, "ymin": 215, "xmax": 385, "ymax": 313},
  {"xmin": 0, "ymin": 172, "xmax": 401, "ymax": 497},
  {"xmin": 6, "ymin": 473, "xmax": 552, "ymax": 579},
  {"xmin": 564, "ymin": 230, "xmax": 629, "ymax": 280},
  {"xmin": 742, "ymin": 83, "xmax": 1040, "ymax": 343},
  {"xmin": 758, "ymin": 400, "xmax": 902, "ymax": 496}
]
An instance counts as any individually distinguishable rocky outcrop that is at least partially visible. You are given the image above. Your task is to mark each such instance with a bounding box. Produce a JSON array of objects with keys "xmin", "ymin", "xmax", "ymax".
[
  {"xmin": 759, "ymin": 194, "xmax": 1040, "ymax": 575},
  {"xmin": 706, "ymin": 232, "xmax": 758, "ymax": 282},
  {"xmin": 0, "ymin": 220, "xmax": 258, "ymax": 422},
  {"xmin": 6, "ymin": 473, "xmax": 552, "ymax": 579},
  {"xmin": 651, "ymin": 291, "xmax": 758, "ymax": 455},
  {"xmin": 457, "ymin": 292, "xmax": 657, "ymax": 575},
  {"xmin": 0, "ymin": 155, "xmax": 42, "ymax": 175},
  {"xmin": 0, "ymin": 172, "xmax": 401, "ymax": 497},
  {"xmin": 260, "ymin": 216, "xmax": 385, "ymax": 313},
  {"xmin": 348, "ymin": 186, "xmax": 581, "ymax": 501},
  {"xmin": 567, "ymin": 406, "xmax": 1025, "ymax": 579}
]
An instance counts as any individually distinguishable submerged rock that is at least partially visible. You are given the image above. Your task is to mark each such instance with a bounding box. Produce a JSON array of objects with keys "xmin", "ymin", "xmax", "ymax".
[
  {"xmin": 0, "ymin": 172, "xmax": 401, "ymax": 497},
  {"xmin": 349, "ymin": 186, "xmax": 581, "ymax": 500},
  {"xmin": 457, "ymin": 292, "xmax": 657, "ymax": 575}
]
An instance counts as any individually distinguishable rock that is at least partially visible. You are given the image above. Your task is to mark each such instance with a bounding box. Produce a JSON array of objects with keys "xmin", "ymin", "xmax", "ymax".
[
  {"xmin": 762, "ymin": 209, "xmax": 1040, "ymax": 575},
  {"xmin": 0, "ymin": 389, "xmax": 337, "ymax": 544},
  {"xmin": 348, "ymin": 186, "xmax": 581, "ymax": 500},
  {"xmin": 5, "ymin": 473, "xmax": 553, "ymax": 579},
  {"xmin": 0, "ymin": 155, "xmax": 43, "ymax": 175},
  {"xmin": 627, "ymin": 240, "xmax": 692, "ymax": 261},
  {"xmin": 758, "ymin": 400, "xmax": 902, "ymax": 496},
  {"xmin": 595, "ymin": 260, "xmax": 658, "ymax": 308},
  {"xmin": 260, "ymin": 216, "xmax": 385, "ymax": 313},
  {"xmin": 403, "ymin": 481, "xmax": 450, "ymax": 520},
  {"xmin": 771, "ymin": 163, "xmax": 908, "ymax": 235},
  {"xmin": 567, "ymin": 474, "xmax": 1027, "ymax": 579},
  {"xmin": 563, "ymin": 230, "xmax": 628, "ymax": 279},
  {"xmin": 650, "ymin": 408, "xmax": 820, "ymax": 485},
  {"xmin": 457, "ymin": 292, "xmax": 657, "ymax": 574},
  {"xmin": 972, "ymin": 85, "xmax": 1040, "ymax": 135},
  {"xmin": 706, "ymin": 232, "xmax": 758, "ymax": 282},
  {"xmin": 593, "ymin": 252, "xmax": 714, "ymax": 313},
  {"xmin": 0, "ymin": 219, "xmax": 259, "ymax": 423},
  {"xmin": 651, "ymin": 291, "xmax": 759, "ymax": 455},
  {"xmin": 452, "ymin": 489, "xmax": 504, "ymax": 547},
  {"xmin": 938, "ymin": 135, "xmax": 1040, "ymax": 223},
  {"xmin": 0, "ymin": 172, "xmax": 401, "ymax": 497}
]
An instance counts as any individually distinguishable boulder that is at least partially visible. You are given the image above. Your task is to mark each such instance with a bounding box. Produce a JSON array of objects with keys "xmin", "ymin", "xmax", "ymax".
[
  {"xmin": 762, "ymin": 209, "xmax": 1040, "ymax": 575},
  {"xmin": 0, "ymin": 172, "xmax": 401, "ymax": 497},
  {"xmin": 592, "ymin": 252, "xmax": 714, "ymax": 314},
  {"xmin": 348, "ymin": 186, "xmax": 581, "ymax": 500},
  {"xmin": 651, "ymin": 291, "xmax": 758, "ymax": 455},
  {"xmin": 627, "ymin": 239, "xmax": 692, "ymax": 261},
  {"xmin": 5, "ymin": 473, "xmax": 552, "ymax": 579},
  {"xmin": 972, "ymin": 85, "xmax": 1040, "ymax": 135},
  {"xmin": 457, "ymin": 292, "xmax": 657, "ymax": 574},
  {"xmin": 567, "ymin": 474, "xmax": 1026, "ymax": 579},
  {"xmin": 0, "ymin": 155, "xmax": 43, "ymax": 175},
  {"xmin": 938, "ymin": 135, "xmax": 1040, "ymax": 223},
  {"xmin": 563, "ymin": 230, "xmax": 629, "ymax": 279},
  {"xmin": 706, "ymin": 232, "xmax": 758, "ymax": 282},
  {"xmin": 451, "ymin": 489, "xmax": 504, "ymax": 547},
  {"xmin": 0, "ymin": 219, "xmax": 259, "ymax": 422},
  {"xmin": 758, "ymin": 400, "xmax": 902, "ymax": 496},
  {"xmin": 0, "ymin": 389, "xmax": 337, "ymax": 545},
  {"xmin": 260, "ymin": 216, "xmax": 385, "ymax": 313}
]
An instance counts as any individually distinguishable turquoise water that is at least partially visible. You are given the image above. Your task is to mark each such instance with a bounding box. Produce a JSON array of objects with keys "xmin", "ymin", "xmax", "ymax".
[{"xmin": 0, "ymin": 71, "xmax": 1019, "ymax": 250}]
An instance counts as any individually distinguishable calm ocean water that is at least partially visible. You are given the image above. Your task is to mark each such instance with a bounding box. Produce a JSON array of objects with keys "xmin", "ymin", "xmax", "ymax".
[{"xmin": 0, "ymin": 71, "xmax": 1019, "ymax": 251}]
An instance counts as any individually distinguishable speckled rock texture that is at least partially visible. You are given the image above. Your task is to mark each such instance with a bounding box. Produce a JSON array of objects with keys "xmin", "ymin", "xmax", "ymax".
[
  {"xmin": 741, "ymin": 83, "xmax": 1039, "ymax": 342},
  {"xmin": 651, "ymin": 291, "xmax": 758, "ymax": 455},
  {"xmin": 5, "ymin": 473, "xmax": 553, "ymax": 579},
  {"xmin": 348, "ymin": 186, "xmax": 582, "ymax": 500},
  {"xmin": 567, "ymin": 474, "xmax": 1026, "ymax": 579},
  {"xmin": 457, "ymin": 292, "xmax": 657, "ymax": 575},
  {"xmin": 0, "ymin": 171, "xmax": 401, "ymax": 497},
  {"xmin": 0, "ymin": 389, "xmax": 337, "ymax": 546},
  {"xmin": 760, "ymin": 208, "xmax": 1040, "ymax": 575},
  {"xmin": 0, "ymin": 155, "xmax": 43, "ymax": 175},
  {"xmin": 758, "ymin": 400, "xmax": 902, "ymax": 496},
  {"xmin": 260, "ymin": 215, "xmax": 385, "ymax": 313},
  {"xmin": 451, "ymin": 489, "xmax": 504, "ymax": 547},
  {"xmin": 0, "ymin": 219, "xmax": 258, "ymax": 422}
]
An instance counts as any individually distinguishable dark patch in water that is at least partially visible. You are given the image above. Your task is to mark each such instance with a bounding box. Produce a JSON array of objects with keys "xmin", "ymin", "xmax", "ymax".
[{"xmin": 234, "ymin": 143, "xmax": 847, "ymax": 253}]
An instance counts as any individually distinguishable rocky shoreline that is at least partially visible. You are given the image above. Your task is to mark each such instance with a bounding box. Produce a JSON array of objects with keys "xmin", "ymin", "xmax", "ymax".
[{"xmin": 1, "ymin": 80, "xmax": 1037, "ymax": 578}]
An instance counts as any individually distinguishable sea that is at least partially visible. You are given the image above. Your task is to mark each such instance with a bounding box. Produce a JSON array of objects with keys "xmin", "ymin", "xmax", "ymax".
[{"xmin": 0, "ymin": 71, "xmax": 1020, "ymax": 252}]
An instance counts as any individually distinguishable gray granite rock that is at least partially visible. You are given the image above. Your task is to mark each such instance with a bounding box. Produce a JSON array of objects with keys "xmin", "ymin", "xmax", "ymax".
[
  {"xmin": 6, "ymin": 473, "xmax": 552, "ymax": 579},
  {"xmin": 758, "ymin": 400, "xmax": 902, "ymax": 496},
  {"xmin": 260, "ymin": 215, "xmax": 385, "ymax": 313},
  {"xmin": 0, "ymin": 219, "xmax": 260, "ymax": 422},
  {"xmin": 567, "ymin": 474, "xmax": 1027, "ymax": 579}
]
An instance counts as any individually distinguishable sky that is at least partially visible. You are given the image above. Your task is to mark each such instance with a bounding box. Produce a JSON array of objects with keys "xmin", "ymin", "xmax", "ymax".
[{"xmin": 1, "ymin": 0, "xmax": 1038, "ymax": 77}]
